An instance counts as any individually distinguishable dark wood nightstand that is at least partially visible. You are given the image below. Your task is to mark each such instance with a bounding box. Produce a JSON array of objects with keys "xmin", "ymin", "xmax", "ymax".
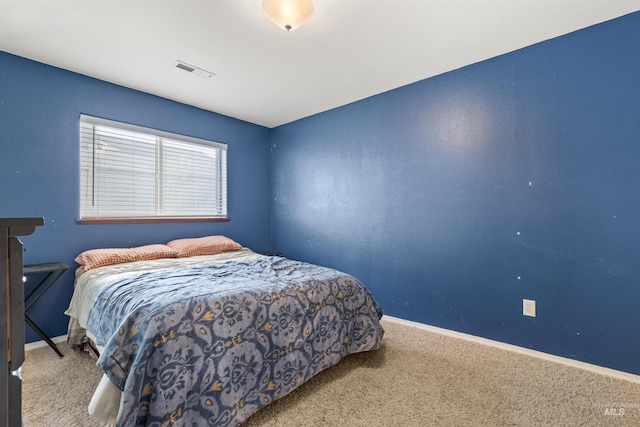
[{"xmin": 23, "ymin": 262, "xmax": 69, "ymax": 358}]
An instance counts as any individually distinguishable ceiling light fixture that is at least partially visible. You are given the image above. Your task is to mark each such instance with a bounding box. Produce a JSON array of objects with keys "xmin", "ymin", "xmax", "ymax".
[{"xmin": 262, "ymin": 0, "xmax": 314, "ymax": 31}]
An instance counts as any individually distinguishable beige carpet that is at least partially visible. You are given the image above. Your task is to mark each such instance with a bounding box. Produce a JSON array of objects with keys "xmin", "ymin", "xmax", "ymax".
[{"xmin": 22, "ymin": 318, "xmax": 640, "ymax": 426}]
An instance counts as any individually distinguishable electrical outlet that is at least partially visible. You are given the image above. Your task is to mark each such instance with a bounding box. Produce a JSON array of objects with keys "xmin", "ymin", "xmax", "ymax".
[{"xmin": 523, "ymin": 299, "xmax": 536, "ymax": 317}]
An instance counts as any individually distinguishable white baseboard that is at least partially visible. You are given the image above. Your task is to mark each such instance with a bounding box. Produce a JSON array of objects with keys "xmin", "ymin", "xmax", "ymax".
[
  {"xmin": 24, "ymin": 335, "xmax": 67, "ymax": 352},
  {"xmin": 382, "ymin": 315, "xmax": 640, "ymax": 385},
  {"xmin": 28, "ymin": 318, "xmax": 640, "ymax": 384}
]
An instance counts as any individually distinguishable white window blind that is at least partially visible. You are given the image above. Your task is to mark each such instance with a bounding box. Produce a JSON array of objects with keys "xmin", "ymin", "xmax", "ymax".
[{"xmin": 79, "ymin": 115, "xmax": 227, "ymax": 220}]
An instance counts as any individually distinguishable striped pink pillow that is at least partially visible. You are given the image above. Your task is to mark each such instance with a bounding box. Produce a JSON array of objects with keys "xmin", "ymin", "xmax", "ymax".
[
  {"xmin": 75, "ymin": 244, "xmax": 178, "ymax": 272},
  {"xmin": 166, "ymin": 235, "xmax": 241, "ymax": 258}
]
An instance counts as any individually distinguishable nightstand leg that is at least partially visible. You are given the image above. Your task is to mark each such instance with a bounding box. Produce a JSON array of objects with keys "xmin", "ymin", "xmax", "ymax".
[{"xmin": 24, "ymin": 315, "xmax": 63, "ymax": 358}]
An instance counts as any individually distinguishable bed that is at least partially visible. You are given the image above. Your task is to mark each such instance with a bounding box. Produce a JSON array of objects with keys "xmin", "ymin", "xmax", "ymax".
[{"xmin": 65, "ymin": 236, "xmax": 384, "ymax": 426}]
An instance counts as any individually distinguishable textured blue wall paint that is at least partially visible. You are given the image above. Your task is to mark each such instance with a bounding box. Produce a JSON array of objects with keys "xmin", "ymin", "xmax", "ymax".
[
  {"xmin": 272, "ymin": 12, "xmax": 640, "ymax": 374},
  {"xmin": 0, "ymin": 52, "xmax": 272, "ymax": 343},
  {"xmin": 3, "ymin": 12, "xmax": 640, "ymax": 376}
]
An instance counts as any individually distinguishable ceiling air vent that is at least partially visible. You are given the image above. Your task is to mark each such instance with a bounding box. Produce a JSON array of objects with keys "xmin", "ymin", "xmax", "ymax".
[{"xmin": 173, "ymin": 60, "xmax": 215, "ymax": 78}]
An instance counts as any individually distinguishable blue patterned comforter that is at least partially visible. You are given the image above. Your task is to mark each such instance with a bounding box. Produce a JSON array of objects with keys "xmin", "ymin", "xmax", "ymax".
[{"xmin": 84, "ymin": 255, "xmax": 384, "ymax": 426}]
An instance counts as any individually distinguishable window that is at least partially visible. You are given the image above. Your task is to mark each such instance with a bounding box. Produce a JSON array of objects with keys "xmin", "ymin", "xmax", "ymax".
[{"xmin": 79, "ymin": 115, "xmax": 227, "ymax": 223}]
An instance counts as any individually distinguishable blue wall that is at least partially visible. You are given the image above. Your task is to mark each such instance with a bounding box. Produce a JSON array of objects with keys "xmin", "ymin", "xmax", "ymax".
[
  {"xmin": 272, "ymin": 12, "xmax": 640, "ymax": 375},
  {"xmin": 3, "ymin": 12, "xmax": 640, "ymax": 376},
  {"xmin": 0, "ymin": 52, "xmax": 272, "ymax": 343}
]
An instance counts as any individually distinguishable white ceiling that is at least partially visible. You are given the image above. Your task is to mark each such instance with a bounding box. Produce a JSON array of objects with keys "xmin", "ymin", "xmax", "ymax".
[{"xmin": 1, "ymin": 0, "xmax": 639, "ymax": 128}]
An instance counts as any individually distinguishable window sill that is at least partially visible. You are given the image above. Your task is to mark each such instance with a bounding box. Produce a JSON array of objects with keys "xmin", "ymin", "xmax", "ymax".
[{"xmin": 76, "ymin": 216, "xmax": 229, "ymax": 224}]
